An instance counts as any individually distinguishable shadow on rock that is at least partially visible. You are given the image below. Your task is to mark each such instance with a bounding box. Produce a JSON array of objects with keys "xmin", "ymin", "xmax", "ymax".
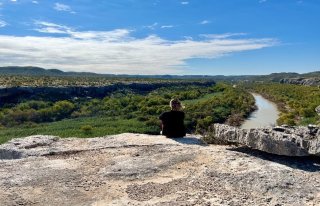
[
  {"xmin": 228, "ymin": 146, "xmax": 320, "ymax": 172},
  {"xmin": 168, "ymin": 137, "xmax": 208, "ymax": 146}
]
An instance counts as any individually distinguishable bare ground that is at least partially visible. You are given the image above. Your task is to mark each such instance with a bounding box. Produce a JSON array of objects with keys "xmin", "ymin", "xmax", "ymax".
[{"xmin": 0, "ymin": 133, "xmax": 319, "ymax": 206}]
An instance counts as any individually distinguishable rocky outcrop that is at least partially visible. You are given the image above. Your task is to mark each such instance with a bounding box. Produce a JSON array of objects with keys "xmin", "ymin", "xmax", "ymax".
[
  {"xmin": 0, "ymin": 133, "xmax": 320, "ymax": 205},
  {"xmin": 205, "ymin": 124, "xmax": 320, "ymax": 156},
  {"xmin": 280, "ymin": 78, "xmax": 320, "ymax": 86}
]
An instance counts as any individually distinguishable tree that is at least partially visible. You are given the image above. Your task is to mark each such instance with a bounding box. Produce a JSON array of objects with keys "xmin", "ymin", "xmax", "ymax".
[{"xmin": 52, "ymin": 100, "xmax": 75, "ymax": 120}]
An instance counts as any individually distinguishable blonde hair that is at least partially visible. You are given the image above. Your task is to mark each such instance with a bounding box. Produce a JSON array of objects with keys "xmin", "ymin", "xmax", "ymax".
[{"xmin": 170, "ymin": 99, "xmax": 183, "ymax": 111}]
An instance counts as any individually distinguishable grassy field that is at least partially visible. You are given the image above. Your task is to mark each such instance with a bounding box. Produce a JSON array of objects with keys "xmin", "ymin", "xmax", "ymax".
[{"xmin": 0, "ymin": 117, "xmax": 158, "ymax": 144}]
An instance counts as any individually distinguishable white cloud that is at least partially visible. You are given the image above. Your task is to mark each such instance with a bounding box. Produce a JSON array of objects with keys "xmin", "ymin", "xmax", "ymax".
[
  {"xmin": 10, "ymin": 0, "xmax": 17, "ymax": 2},
  {"xmin": 161, "ymin": 25, "xmax": 174, "ymax": 29},
  {"xmin": 0, "ymin": 22, "xmax": 277, "ymax": 74},
  {"xmin": 34, "ymin": 21, "xmax": 71, "ymax": 34},
  {"xmin": 153, "ymin": 0, "xmax": 160, "ymax": 6},
  {"xmin": 32, "ymin": 1, "xmax": 39, "ymax": 4},
  {"xmin": 145, "ymin": 23, "xmax": 174, "ymax": 30},
  {"xmin": 34, "ymin": 21, "xmax": 132, "ymax": 41},
  {"xmin": 0, "ymin": 20, "xmax": 7, "ymax": 28},
  {"xmin": 144, "ymin": 22, "xmax": 158, "ymax": 30},
  {"xmin": 200, "ymin": 20, "xmax": 211, "ymax": 25},
  {"xmin": 181, "ymin": 1, "xmax": 189, "ymax": 5},
  {"xmin": 183, "ymin": 36, "xmax": 193, "ymax": 41},
  {"xmin": 54, "ymin": 3, "xmax": 75, "ymax": 14},
  {"xmin": 200, "ymin": 33, "xmax": 247, "ymax": 39}
]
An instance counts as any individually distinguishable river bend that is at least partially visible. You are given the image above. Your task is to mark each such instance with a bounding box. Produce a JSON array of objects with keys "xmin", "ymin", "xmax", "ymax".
[{"xmin": 241, "ymin": 93, "xmax": 280, "ymax": 129}]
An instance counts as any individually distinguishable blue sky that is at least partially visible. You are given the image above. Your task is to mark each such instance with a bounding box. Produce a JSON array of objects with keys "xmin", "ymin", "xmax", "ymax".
[{"xmin": 0, "ymin": 0, "xmax": 319, "ymax": 75}]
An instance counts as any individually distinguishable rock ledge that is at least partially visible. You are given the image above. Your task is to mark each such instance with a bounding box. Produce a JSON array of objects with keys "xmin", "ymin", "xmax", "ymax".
[{"xmin": 206, "ymin": 124, "xmax": 320, "ymax": 156}]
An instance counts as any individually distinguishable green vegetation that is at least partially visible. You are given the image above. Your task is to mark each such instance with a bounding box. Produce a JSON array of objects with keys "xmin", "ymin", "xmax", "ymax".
[
  {"xmin": 242, "ymin": 83, "xmax": 320, "ymax": 126},
  {"xmin": 0, "ymin": 117, "xmax": 155, "ymax": 144},
  {"xmin": 1, "ymin": 68, "xmax": 319, "ymax": 145},
  {"xmin": 0, "ymin": 74, "xmax": 190, "ymax": 87},
  {"xmin": 0, "ymin": 82, "xmax": 255, "ymax": 144},
  {"xmin": 1, "ymin": 66, "xmax": 319, "ymax": 87},
  {"xmin": 80, "ymin": 125, "xmax": 94, "ymax": 135}
]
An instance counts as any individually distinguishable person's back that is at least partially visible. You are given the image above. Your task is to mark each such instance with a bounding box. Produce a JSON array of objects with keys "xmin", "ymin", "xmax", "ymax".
[{"xmin": 159, "ymin": 99, "xmax": 186, "ymax": 138}]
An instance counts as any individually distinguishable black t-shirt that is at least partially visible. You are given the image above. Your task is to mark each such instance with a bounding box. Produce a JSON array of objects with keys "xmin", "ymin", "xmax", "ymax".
[{"xmin": 159, "ymin": 110, "xmax": 186, "ymax": 138}]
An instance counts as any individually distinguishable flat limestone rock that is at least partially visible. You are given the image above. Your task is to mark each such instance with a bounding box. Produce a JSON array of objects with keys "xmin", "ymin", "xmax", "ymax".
[
  {"xmin": 0, "ymin": 134, "xmax": 204, "ymax": 160},
  {"xmin": 0, "ymin": 133, "xmax": 320, "ymax": 205},
  {"xmin": 207, "ymin": 124, "xmax": 320, "ymax": 156}
]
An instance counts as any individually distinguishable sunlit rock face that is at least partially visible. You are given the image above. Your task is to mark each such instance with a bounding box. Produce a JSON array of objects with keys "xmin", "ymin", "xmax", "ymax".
[
  {"xmin": 280, "ymin": 78, "xmax": 320, "ymax": 86},
  {"xmin": 206, "ymin": 124, "xmax": 320, "ymax": 156}
]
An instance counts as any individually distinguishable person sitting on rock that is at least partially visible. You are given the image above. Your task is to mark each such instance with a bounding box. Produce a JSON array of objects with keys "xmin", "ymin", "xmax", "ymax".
[{"xmin": 159, "ymin": 99, "xmax": 186, "ymax": 138}]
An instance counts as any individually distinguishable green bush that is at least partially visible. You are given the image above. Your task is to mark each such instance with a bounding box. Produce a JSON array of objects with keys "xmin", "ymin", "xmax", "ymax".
[{"xmin": 80, "ymin": 125, "xmax": 93, "ymax": 134}]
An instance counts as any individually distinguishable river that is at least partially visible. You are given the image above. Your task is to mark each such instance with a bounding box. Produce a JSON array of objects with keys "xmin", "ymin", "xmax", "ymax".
[{"xmin": 240, "ymin": 93, "xmax": 280, "ymax": 129}]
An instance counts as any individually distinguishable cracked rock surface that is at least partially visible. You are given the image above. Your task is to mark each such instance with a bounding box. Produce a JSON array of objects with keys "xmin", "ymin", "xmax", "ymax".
[
  {"xmin": 207, "ymin": 124, "xmax": 320, "ymax": 156},
  {"xmin": 0, "ymin": 133, "xmax": 320, "ymax": 205}
]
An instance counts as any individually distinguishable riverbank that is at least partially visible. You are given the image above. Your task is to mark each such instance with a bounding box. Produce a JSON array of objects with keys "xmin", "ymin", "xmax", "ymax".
[{"xmin": 241, "ymin": 83, "xmax": 320, "ymax": 126}]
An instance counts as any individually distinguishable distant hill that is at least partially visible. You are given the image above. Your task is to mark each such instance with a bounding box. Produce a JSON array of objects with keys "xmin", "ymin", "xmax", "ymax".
[
  {"xmin": 0, "ymin": 66, "xmax": 104, "ymax": 77},
  {"xmin": 301, "ymin": 71, "xmax": 320, "ymax": 78},
  {"xmin": 0, "ymin": 66, "xmax": 215, "ymax": 79},
  {"xmin": 0, "ymin": 66, "xmax": 319, "ymax": 82}
]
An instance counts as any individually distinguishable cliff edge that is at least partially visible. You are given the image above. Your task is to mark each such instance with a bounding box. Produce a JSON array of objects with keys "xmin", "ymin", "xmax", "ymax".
[{"xmin": 0, "ymin": 133, "xmax": 319, "ymax": 205}]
